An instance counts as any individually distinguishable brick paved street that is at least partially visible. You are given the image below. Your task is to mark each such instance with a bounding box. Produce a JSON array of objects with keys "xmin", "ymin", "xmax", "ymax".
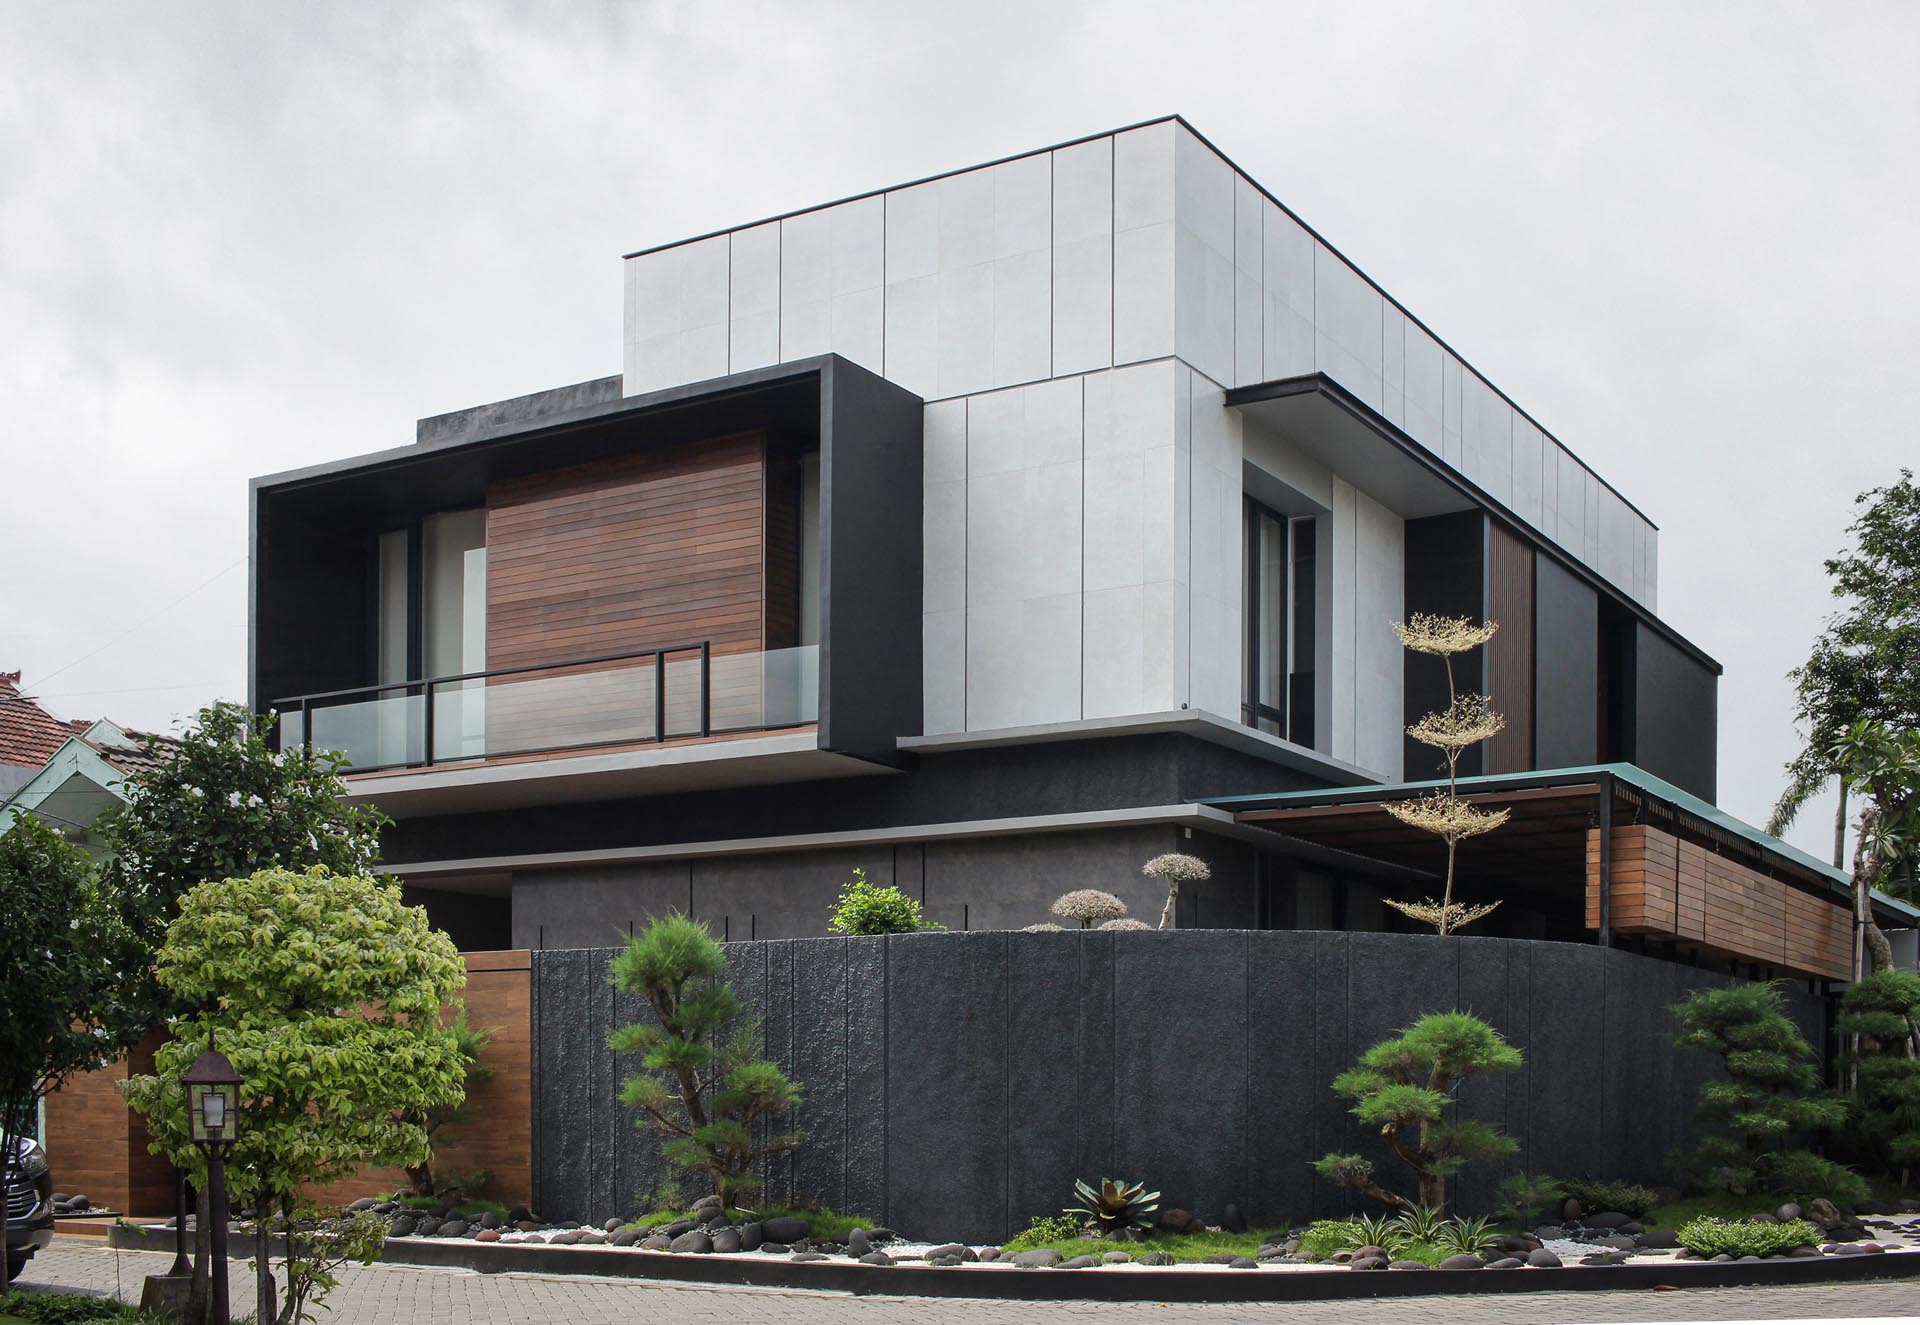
[{"xmin": 15, "ymin": 1239, "xmax": 1920, "ymax": 1323}]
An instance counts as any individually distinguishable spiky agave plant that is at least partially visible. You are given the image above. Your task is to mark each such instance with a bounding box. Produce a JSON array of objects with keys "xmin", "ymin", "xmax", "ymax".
[
  {"xmin": 1066, "ymin": 1177, "xmax": 1161, "ymax": 1237},
  {"xmin": 1352, "ymin": 1212, "xmax": 1405, "ymax": 1254},
  {"xmin": 1391, "ymin": 1205, "xmax": 1449, "ymax": 1245},
  {"xmin": 1432, "ymin": 1214, "xmax": 1502, "ymax": 1257}
]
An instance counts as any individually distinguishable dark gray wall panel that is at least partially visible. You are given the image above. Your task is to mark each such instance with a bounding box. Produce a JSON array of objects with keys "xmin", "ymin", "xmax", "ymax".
[
  {"xmin": 1632, "ymin": 623, "xmax": 1719, "ymax": 801},
  {"xmin": 530, "ymin": 935, "xmax": 1834, "ymax": 1240},
  {"xmin": 1534, "ymin": 555, "xmax": 1600, "ymax": 768},
  {"xmin": 1402, "ymin": 511, "xmax": 1488, "ymax": 778}
]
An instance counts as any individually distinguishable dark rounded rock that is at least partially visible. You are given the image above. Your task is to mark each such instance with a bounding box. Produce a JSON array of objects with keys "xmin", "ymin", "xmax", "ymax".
[
  {"xmin": 1139, "ymin": 1251, "xmax": 1174, "ymax": 1266},
  {"xmin": 1349, "ymin": 1254, "xmax": 1388, "ymax": 1271},
  {"xmin": 374, "ymin": 1202, "xmax": 398, "ymax": 1215},
  {"xmin": 790, "ymin": 1250, "xmax": 829, "ymax": 1262},
  {"xmin": 608, "ymin": 1229, "xmax": 638, "ymax": 1247},
  {"xmin": 858, "ymin": 1252, "xmax": 893, "ymax": 1266},
  {"xmin": 691, "ymin": 1196, "xmax": 724, "ymax": 1217},
  {"xmin": 1228, "ymin": 1256, "xmax": 1259, "ymax": 1269},
  {"xmin": 1776, "ymin": 1203, "xmax": 1803, "ymax": 1222},
  {"xmin": 1221, "ymin": 1203, "xmax": 1248, "ymax": 1234},
  {"xmin": 507, "ymin": 1205, "xmax": 531, "ymax": 1224},
  {"xmin": 415, "ymin": 1217, "xmax": 442, "ymax": 1237},
  {"xmin": 1056, "ymin": 1254, "xmax": 1101, "ymax": 1269},
  {"xmin": 576, "ymin": 1231, "xmax": 606, "ymax": 1245},
  {"xmin": 1256, "ymin": 1245, "xmax": 1288, "ymax": 1261},
  {"xmin": 1201, "ymin": 1253, "xmax": 1238, "ymax": 1264},
  {"xmin": 387, "ymin": 1216, "xmax": 418, "ymax": 1238},
  {"xmin": 759, "ymin": 1242, "xmax": 789, "ymax": 1254},
  {"xmin": 479, "ymin": 1211, "xmax": 501, "ymax": 1230},
  {"xmin": 50, "ymin": 1193, "xmax": 71, "ymax": 1205},
  {"xmin": 1638, "ymin": 1228, "xmax": 1678, "ymax": 1249},
  {"xmin": 1387, "ymin": 1259, "xmax": 1429, "ymax": 1270},
  {"xmin": 1102, "ymin": 1250, "xmax": 1132, "ymax": 1263},
  {"xmin": 1486, "ymin": 1257, "xmax": 1524, "ymax": 1269},
  {"xmin": 1737, "ymin": 1254, "xmax": 1762, "ymax": 1263},
  {"xmin": 662, "ymin": 1219, "xmax": 698, "ymax": 1238},
  {"xmin": 439, "ymin": 1220, "xmax": 469, "ymax": 1239},
  {"xmin": 924, "ymin": 1243, "xmax": 967, "ymax": 1261},
  {"xmin": 1352, "ymin": 1244, "xmax": 1388, "ymax": 1261},
  {"xmin": 474, "ymin": 1228, "xmax": 501, "ymax": 1243},
  {"xmin": 348, "ymin": 1197, "xmax": 379, "ymax": 1212},
  {"xmin": 705, "ymin": 1213, "xmax": 733, "ymax": 1230},
  {"xmin": 640, "ymin": 1233, "xmax": 671, "ymax": 1251},
  {"xmin": 1439, "ymin": 1254, "xmax": 1484, "ymax": 1270},
  {"xmin": 1751, "ymin": 1212, "xmax": 1779, "ymax": 1224},
  {"xmin": 668, "ymin": 1229, "xmax": 712, "ymax": 1254},
  {"xmin": 1526, "ymin": 1248, "xmax": 1562, "ymax": 1268},
  {"xmin": 1619, "ymin": 1221, "xmax": 1645, "ymax": 1236},
  {"xmin": 1533, "ymin": 1225, "xmax": 1567, "ymax": 1240},
  {"xmin": 710, "ymin": 1228, "xmax": 742, "ymax": 1254},
  {"xmin": 1158, "ymin": 1207, "xmax": 1205, "ymax": 1234},
  {"xmin": 1831, "ymin": 1243, "xmax": 1866, "ymax": 1256},
  {"xmin": 520, "ymin": 1233, "xmax": 547, "ymax": 1244},
  {"xmin": 866, "ymin": 1227, "xmax": 899, "ymax": 1242},
  {"xmin": 737, "ymin": 1222, "xmax": 762, "ymax": 1251},
  {"xmin": 1787, "ymin": 1245, "xmax": 1821, "ymax": 1258},
  {"xmin": 548, "ymin": 1232, "xmax": 580, "ymax": 1246},
  {"xmin": 601, "ymin": 1217, "xmax": 623, "ymax": 1232},
  {"xmin": 928, "ymin": 1254, "xmax": 964, "ymax": 1266},
  {"xmin": 1808, "ymin": 1198, "xmax": 1844, "ymax": 1229},
  {"xmin": 1586, "ymin": 1211, "xmax": 1633, "ymax": 1229},
  {"xmin": 1009, "ymin": 1249, "xmax": 1062, "ymax": 1268},
  {"xmin": 846, "ymin": 1229, "xmax": 872, "ymax": 1257},
  {"xmin": 514, "ymin": 1221, "xmax": 543, "ymax": 1232},
  {"xmin": 1561, "ymin": 1197, "xmax": 1584, "ymax": 1222},
  {"xmin": 1710, "ymin": 1252, "xmax": 1734, "ymax": 1263},
  {"xmin": 761, "ymin": 1216, "xmax": 811, "ymax": 1244}
]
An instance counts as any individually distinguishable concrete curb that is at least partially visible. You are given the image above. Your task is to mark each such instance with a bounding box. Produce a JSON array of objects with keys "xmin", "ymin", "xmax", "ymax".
[{"xmin": 103, "ymin": 1224, "xmax": 1920, "ymax": 1303}]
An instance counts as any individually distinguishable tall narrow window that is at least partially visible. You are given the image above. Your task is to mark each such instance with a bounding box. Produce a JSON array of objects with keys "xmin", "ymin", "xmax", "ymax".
[
  {"xmin": 1243, "ymin": 498, "xmax": 1317, "ymax": 745},
  {"xmin": 424, "ymin": 509, "xmax": 488, "ymax": 760}
]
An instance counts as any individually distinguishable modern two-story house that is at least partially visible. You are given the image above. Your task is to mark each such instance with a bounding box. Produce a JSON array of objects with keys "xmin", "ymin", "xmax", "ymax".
[{"xmin": 249, "ymin": 117, "xmax": 1910, "ymax": 980}]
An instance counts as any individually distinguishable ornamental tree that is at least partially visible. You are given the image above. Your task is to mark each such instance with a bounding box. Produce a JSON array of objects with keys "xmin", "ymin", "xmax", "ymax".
[
  {"xmin": 0, "ymin": 816, "xmax": 144, "ymax": 1284},
  {"xmin": 1142, "ymin": 853, "xmax": 1210, "ymax": 930},
  {"xmin": 1835, "ymin": 968, "xmax": 1920, "ymax": 1182},
  {"xmin": 609, "ymin": 914, "xmax": 803, "ymax": 1206},
  {"xmin": 122, "ymin": 866, "xmax": 469, "ymax": 1325},
  {"xmin": 1385, "ymin": 615, "xmax": 1508, "ymax": 935},
  {"xmin": 1829, "ymin": 720, "xmax": 1920, "ymax": 975},
  {"xmin": 826, "ymin": 867, "xmax": 941, "ymax": 935},
  {"xmin": 1669, "ymin": 981, "xmax": 1867, "ymax": 1201},
  {"xmin": 1315, "ymin": 1011, "xmax": 1522, "ymax": 1213},
  {"xmin": 1050, "ymin": 889, "xmax": 1128, "ymax": 929}
]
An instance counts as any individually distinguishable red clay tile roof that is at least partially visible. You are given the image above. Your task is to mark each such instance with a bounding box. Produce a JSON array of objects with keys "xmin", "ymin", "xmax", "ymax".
[
  {"xmin": 0, "ymin": 671, "xmax": 88, "ymax": 771},
  {"xmin": 90, "ymin": 733, "xmax": 181, "ymax": 776}
]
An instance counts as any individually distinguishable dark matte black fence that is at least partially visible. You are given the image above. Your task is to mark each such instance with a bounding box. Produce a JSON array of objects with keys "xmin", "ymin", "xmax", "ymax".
[{"xmin": 530, "ymin": 931, "xmax": 1826, "ymax": 1242}]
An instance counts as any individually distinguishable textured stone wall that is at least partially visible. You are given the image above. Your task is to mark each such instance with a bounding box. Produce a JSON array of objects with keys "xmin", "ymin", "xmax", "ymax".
[{"xmin": 531, "ymin": 931, "xmax": 1827, "ymax": 1243}]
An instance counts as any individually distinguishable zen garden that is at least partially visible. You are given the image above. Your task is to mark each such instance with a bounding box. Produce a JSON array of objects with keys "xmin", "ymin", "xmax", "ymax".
[{"xmin": 4, "ymin": 475, "xmax": 1920, "ymax": 1323}]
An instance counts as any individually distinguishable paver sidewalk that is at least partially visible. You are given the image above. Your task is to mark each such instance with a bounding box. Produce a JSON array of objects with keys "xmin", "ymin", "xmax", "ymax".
[{"xmin": 15, "ymin": 1239, "xmax": 1920, "ymax": 1323}]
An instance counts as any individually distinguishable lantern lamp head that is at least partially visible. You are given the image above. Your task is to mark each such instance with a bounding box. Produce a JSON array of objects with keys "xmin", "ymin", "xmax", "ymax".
[{"xmin": 183, "ymin": 1048, "xmax": 243, "ymax": 1149}]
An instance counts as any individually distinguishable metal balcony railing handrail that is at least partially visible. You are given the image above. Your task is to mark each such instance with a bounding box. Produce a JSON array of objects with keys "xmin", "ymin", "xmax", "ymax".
[{"xmin": 271, "ymin": 641, "xmax": 716, "ymax": 767}]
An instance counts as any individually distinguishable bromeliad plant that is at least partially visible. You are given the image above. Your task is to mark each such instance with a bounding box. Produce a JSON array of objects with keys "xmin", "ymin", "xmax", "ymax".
[
  {"xmin": 1066, "ymin": 1177, "xmax": 1161, "ymax": 1237},
  {"xmin": 1315, "ymin": 1011, "xmax": 1523, "ymax": 1213}
]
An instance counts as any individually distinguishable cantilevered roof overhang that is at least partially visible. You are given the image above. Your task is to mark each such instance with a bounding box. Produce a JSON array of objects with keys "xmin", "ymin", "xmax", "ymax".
[{"xmin": 1199, "ymin": 762, "xmax": 1918, "ymax": 930}]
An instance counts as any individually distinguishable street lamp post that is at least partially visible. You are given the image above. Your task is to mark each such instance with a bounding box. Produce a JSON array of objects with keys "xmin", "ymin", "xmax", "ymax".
[{"xmin": 183, "ymin": 1044, "xmax": 243, "ymax": 1325}]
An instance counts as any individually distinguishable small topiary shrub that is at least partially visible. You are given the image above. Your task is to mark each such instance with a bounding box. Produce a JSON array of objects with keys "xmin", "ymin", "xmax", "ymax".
[
  {"xmin": 1559, "ymin": 1177, "xmax": 1661, "ymax": 1220},
  {"xmin": 1003, "ymin": 1212, "xmax": 1085, "ymax": 1252},
  {"xmin": 826, "ymin": 867, "xmax": 942, "ymax": 936},
  {"xmin": 1676, "ymin": 1216, "xmax": 1820, "ymax": 1258},
  {"xmin": 1050, "ymin": 889, "xmax": 1128, "ymax": 928},
  {"xmin": 1098, "ymin": 918, "xmax": 1152, "ymax": 931},
  {"xmin": 1296, "ymin": 1219, "xmax": 1363, "ymax": 1261}
]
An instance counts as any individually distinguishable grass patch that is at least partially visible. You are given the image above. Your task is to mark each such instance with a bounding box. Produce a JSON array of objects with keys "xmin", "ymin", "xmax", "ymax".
[
  {"xmin": 1646, "ymin": 1193, "xmax": 1781, "ymax": 1228},
  {"xmin": 0, "ymin": 1289, "xmax": 167, "ymax": 1323},
  {"xmin": 628, "ymin": 1205, "xmax": 873, "ymax": 1241},
  {"xmin": 996, "ymin": 1226, "xmax": 1289, "ymax": 1263}
]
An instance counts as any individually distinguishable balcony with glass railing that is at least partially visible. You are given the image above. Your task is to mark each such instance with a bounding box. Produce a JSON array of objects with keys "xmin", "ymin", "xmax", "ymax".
[{"xmin": 273, "ymin": 642, "xmax": 819, "ymax": 774}]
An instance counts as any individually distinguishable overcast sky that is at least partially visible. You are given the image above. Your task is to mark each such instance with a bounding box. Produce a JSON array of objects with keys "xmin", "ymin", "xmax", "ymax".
[{"xmin": 2, "ymin": 1, "xmax": 1914, "ymax": 862}]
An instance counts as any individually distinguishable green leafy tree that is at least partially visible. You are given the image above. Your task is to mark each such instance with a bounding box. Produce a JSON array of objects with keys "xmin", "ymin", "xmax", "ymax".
[
  {"xmin": 1669, "ymin": 981, "xmax": 1867, "ymax": 1201},
  {"xmin": 122, "ymin": 866, "xmax": 468, "ymax": 1325},
  {"xmin": 1835, "ymin": 968, "xmax": 1920, "ymax": 1184},
  {"xmin": 1770, "ymin": 470, "xmax": 1920, "ymax": 859},
  {"xmin": 0, "ymin": 817, "xmax": 144, "ymax": 1283},
  {"xmin": 826, "ymin": 867, "xmax": 941, "ymax": 935},
  {"xmin": 404, "ymin": 1011, "xmax": 493, "ymax": 1198},
  {"xmin": 1829, "ymin": 720, "xmax": 1920, "ymax": 975},
  {"xmin": 1314, "ymin": 1011, "xmax": 1523, "ymax": 1212},
  {"xmin": 608, "ymin": 914, "xmax": 802, "ymax": 1205}
]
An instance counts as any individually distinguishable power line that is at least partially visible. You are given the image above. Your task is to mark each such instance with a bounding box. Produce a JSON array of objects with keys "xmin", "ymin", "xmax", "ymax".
[
  {"xmin": 26, "ymin": 558, "xmax": 245, "ymax": 691},
  {"xmin": 36, "ymin": 680, "xmax": 234, "ymax": 701}
]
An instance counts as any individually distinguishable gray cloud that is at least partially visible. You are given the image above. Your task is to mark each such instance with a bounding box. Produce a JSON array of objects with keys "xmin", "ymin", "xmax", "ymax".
[{"xmin": 3, "ymin": 0, "xmax": 1914, "ymax": 862}]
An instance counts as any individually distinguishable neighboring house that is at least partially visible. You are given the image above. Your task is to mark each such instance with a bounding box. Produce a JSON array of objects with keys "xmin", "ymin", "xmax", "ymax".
[
  {"xmin": 248, "ymin": 116, "xmax": 1911, "ymax": 976},
  {"xmin": 0, "ymin": 670, "xmax": 85, "ymax": 803},
  {"xmin": 0, "ymin": 717, "xmax": 177, "ymax": 852}
]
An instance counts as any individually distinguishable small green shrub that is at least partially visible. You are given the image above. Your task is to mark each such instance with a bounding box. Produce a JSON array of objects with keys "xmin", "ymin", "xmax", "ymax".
[
  {"xmin": 1296, "ymin": 1219, "xmax": 1363, "ymax": 1261},
  {"xmin": 0, "ymin": 1289, "xmax": 154, "ymax": 1323},
  {"xmin": 1432, "ymin": 1214, "xmax": 1501, "ymax": 1257},
  {"xmin": 1065, "ymin": 1177, "xmax": 1160, "ymax": 1236},
  {"xmin": 826, "ymin": 868, "xmax": 941, "ymax": 936},
  {"xmin": 1496, "ymin": 1172, "xmax": 1562, "ymax": 1226},
  {"xmin": 1354, "ymin": 1212, "xmax": 1403, "ymax": 1251},
  {"xmin": 1676, "ymin": 1216, "xmax": 1820, "ymax": 1258},
  {"xmin": 1559, "ymin": 1178, "xmax": 1660, "ymax": 1220},
  {"xmin": 1004, "ymin": 1212, "xmax": 1086, "ymax": 1252}
]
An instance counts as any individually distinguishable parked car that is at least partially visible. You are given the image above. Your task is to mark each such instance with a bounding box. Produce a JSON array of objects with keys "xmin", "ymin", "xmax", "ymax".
[{"xmin": 4, "ymin": 1133, "xmax": 55, "ymax": 1281}]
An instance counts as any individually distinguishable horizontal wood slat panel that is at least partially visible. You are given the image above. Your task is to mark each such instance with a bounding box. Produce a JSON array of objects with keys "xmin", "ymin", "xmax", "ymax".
[
  {"xmin": 484, "ymin": 433, "xmax": 769, "ymax": 756},
  {"xmin": 1586, "ymin": 824, "xmax": 1851, "ymax": 980}
]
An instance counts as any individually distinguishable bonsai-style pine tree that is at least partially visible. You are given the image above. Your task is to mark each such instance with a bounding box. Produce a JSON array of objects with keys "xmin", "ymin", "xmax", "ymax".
[
  {"xmin": 1385, "ymin": 614, "xmax": 1509, "ymax": 935},
  {"xmin": 1314, "ymin": 1011, "xmax": 1523, "ymax": 1213},
  {"xmin": 1142, "ymin": 853, "xmax": 1210, "ymax": 930},
  {"xmin": 609, "ymin": 914, "xmax": 802, "ymax": 1206},
  {"xmin": 1669, "ymin": 981, "xmax": 1868, "ymax": 1201},
  {"xmin": 1835, "ymin": 968, "xmax": 1920, "ymax": 1184}
]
